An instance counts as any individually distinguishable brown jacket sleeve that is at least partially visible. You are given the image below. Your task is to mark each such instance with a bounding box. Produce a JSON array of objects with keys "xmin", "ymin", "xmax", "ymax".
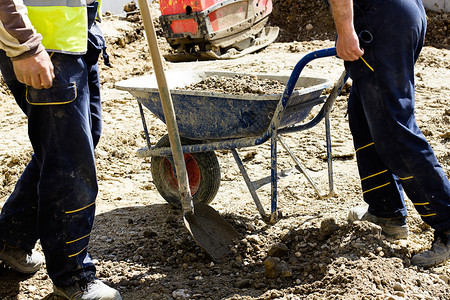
[{"xmin": 0, "ymin": 0, "xmax": 45, "ymax": 60}]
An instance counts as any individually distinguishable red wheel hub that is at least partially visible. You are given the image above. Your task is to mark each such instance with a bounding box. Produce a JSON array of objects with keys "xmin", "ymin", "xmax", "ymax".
[{"xmin": 162, "ymin": 153, "xmax": 201, "ymax": 195}]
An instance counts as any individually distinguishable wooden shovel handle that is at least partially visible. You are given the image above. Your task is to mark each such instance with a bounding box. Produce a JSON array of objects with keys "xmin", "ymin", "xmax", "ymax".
[{"xmin": 136, "ymin": 0, "xmax": 194, "ymax": 213}]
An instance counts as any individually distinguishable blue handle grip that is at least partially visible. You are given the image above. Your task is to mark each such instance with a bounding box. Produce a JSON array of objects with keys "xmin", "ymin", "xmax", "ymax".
[{"xmin": 284, "ymin": 47, "xmax": 337, "ymax": 102}]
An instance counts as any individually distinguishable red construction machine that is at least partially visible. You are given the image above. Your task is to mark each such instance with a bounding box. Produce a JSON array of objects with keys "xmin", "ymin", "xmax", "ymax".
[{"xmin": 159, "ymin": 0, "xmax": 279, "ymax": 61}]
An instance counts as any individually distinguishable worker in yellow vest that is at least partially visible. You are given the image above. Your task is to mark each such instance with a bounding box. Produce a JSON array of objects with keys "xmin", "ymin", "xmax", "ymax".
[{"xmin": 0, "ymin": 1, "xmax": 121, "ymax": 299}]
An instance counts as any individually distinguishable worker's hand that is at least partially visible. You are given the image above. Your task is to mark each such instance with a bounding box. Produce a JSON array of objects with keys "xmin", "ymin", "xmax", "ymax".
[
  {"xmin": 336, "ymin": 30, "xmax": 364, "ymax": 61},
  {"xmin": 12, "ymin": 51, "xmax": 55, "ymax": 89}
]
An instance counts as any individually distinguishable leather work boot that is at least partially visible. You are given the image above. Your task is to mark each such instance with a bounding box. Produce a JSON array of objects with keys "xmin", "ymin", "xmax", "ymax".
[
  {"xmin": 0, "ymin": 242, "xmax": 44, "ymax": 273},
  {"xmin": 411, "ymin": 231, "xmax": 450, "ymax": 267},
  {"xmin": 53, "ymin": 278, "xmax": 122, "ymax": 300},
  {"xmin": 348, "ymin": 206, "xmax": 409, "ymax": 239}
]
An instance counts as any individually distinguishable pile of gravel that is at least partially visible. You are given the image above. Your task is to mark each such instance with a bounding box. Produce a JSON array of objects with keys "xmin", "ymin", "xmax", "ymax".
[{"xmin": 183, "ymin": 75, "xmax": 287, "ymax": 95}]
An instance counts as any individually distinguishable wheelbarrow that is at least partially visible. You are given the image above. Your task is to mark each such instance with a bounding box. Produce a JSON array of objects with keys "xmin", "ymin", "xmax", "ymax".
[{"xmin": 116, "ymin": 47, "xmax": 348, "ymax": 225}]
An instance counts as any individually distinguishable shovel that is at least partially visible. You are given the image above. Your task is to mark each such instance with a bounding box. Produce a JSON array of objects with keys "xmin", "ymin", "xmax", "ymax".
[{"xmin": 136, "ymin": 0, "xmax": 239, "ymax": 262}]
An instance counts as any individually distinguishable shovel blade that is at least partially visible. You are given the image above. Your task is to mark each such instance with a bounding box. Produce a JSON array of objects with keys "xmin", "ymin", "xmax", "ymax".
[{"xmin": 183, "ymin": 202, "xmax": 239, "ymax": 262}]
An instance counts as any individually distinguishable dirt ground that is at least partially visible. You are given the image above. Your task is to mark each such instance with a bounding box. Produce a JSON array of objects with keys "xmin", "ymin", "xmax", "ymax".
[{"xmin": 1, "ymin": 1, "xmax": 449, "ymax": 299}]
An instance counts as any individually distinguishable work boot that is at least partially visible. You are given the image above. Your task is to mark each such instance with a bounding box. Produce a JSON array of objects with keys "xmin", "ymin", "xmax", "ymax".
[
  {"xmin": 348, "ymin": 206, "xmax": 409, "ymax": 239},
  {"xmin": 0, "ymin": 242, "xmax": 44, "ymax": 273},
  {"xmin": 53, "ymin": 277, "xmax": 122, "ymax": 300},
  {"xmin": 411, "ymin": 231, "xmax": 450, "ymax": 267}
]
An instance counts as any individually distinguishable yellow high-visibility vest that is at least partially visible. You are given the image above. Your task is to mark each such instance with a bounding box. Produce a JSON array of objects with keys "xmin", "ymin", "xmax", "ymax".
[{"xmin": 24, "ymin": 0, "xmax": 88, "ymax": 54}]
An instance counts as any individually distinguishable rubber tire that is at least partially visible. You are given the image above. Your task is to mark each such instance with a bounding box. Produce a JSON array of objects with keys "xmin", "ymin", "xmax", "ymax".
[{"xmin": 151, "ymin": 135, "xmax": 221, "ymax": 208}]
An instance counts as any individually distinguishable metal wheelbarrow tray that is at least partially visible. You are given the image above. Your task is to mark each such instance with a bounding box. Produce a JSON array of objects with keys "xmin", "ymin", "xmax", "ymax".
[
  {"xmin": 116, "ymin": 48, "xmax": 348, "ymax": 224},
  {"xmin": 116, "ymin": 71, "xmax": 329, "ymax": 140}
]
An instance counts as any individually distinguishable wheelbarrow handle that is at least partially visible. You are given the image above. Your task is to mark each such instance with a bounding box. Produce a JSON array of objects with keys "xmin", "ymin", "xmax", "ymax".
[
  {"xmin": 285, "ymin": 47, "xmax": 338, "ymax": 103},
  {"xmin": 270, "ymin": 47, "xmax": 341, "ymax": 133}
]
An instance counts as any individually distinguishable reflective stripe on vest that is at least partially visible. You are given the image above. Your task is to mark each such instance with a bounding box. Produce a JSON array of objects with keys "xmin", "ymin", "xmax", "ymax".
[{"xmin": 24, "ymin": 0, "xmax": 88, "ymax": 54}]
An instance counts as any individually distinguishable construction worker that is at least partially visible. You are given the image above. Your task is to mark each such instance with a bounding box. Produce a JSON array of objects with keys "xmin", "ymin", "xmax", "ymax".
[
  {"xmin": 328, "ymin": 0, "xmax": 450, "ymax": 267},
  {"xmin": 0, "ymin": 1, "xmax": 121, "ymax": 299}
]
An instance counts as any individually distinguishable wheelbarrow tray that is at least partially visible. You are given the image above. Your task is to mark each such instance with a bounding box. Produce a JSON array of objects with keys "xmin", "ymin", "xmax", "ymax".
[{"xmin": 116, "ymin": 70, "xmax": 332, "ymax": 140}]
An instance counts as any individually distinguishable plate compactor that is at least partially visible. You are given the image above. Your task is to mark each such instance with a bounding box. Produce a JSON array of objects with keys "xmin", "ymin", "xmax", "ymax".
[{"xmin": 159, "ymin": 0, "xmax": 279, "ymax": 62}]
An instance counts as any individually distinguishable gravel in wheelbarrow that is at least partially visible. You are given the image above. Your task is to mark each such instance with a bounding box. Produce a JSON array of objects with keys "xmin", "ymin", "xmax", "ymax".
[
  {"xmin": 183, "ymin": 74, "xmax": 288, "ymax": 95},
  {"xmin": 115, "ymin": 70, "xmax": 332, "ymax": 140}
]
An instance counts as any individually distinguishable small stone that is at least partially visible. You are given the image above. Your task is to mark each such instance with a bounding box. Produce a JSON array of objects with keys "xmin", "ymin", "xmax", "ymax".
[
  {"xmin": 281, "ymin": 264, "xmax": 293, "ymax": 278},
  {"xmin": 393, "ymin": 282, "xmax": 404, "ymax": 292},
  {"xmin": 123, "ymin": 2, "xmax": 137, "ymax": 13},
  {"xmin": 268, "ymin": 243, "xmax": 289, "ymax": 257},
  {"xmin": 172, "ymin": 289, "xmax": 191, "ymax": 300},
  {"xmin": 264, "ymin": 257, "xmax": 292, "ymax": 279},
  {"xmin": 247, "ymin": 234, "xmax": 262, "ymax": 244},
  {"xmin": 246, "ymin": 223, "xmax": 256, "ymax": 232},
  {"xmin": 441, "ymin": 132, "xmax": 450, "ymax": 139},
  {"xmin": 264, "ymin": 257, "xmax": 281, "ymax": 279},
  {"xmin": 28, "ymin": 285, "xmax": 37, "ymax": 292},
  {"xmin": 306, "ymin": 23, "xmax": 314, "ymax": 31},
  {"xmin": 143, "ymin": 230, "xmax": 158, "ymax": 238},
  {"xmin": 254, "ymin": 282, "xmax": 266, "ymax": 289},
  {"xmin": 394, "ymin": 291, "xmax": 405, "ymax": 297},
  {"xmin": 438, "ymin": 274, "xmax": 449, "ymax": 284},
  {"xmin": 318, "ymin": 217, "xmax": 339, "ymax": 240},
  {"xmin": 165, "ymin": 215, "xmax": 177, "ymax": 224},
  {"xmin": 236, "ymin": 279, "xmax": 251, "ymax": 288}
]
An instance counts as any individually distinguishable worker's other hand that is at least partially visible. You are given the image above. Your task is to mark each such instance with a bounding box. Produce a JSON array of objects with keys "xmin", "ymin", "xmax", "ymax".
[
  {"xmin": 12, "ymin": 51, "xmax": 55, "ymax": 89},
  {"xmin": 336, "ymin": 31, "xmax": 364, "ymax": 61}
]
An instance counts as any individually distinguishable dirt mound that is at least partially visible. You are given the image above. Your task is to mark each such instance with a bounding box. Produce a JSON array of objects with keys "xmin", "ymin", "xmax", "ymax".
[
  {"xmin": 269, "ymin": 0, "xmax": 336, "ymax": 42},
  {"xmin": 79, "ymin": 208, "xmax": 450, "ymax": 299},
  {"xmin": 425, "ymin": 10, "xmax": 450, "ymax": 48},
  {"xmin": 269, "ymin": 0, "xmax": 449, "ymax": 49}
]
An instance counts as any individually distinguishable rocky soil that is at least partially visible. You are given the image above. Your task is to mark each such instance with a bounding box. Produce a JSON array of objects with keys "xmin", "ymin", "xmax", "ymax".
[
  {"xmin": 0, "ymin": 1, "xmax": 449, "ymax": 299},
  {"xmin": 183, "ymin": 75, "xmax": 288, "ymax": 95}
]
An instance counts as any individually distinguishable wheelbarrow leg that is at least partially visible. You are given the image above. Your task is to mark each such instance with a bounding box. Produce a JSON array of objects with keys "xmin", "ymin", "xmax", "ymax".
[
  {"xmin": 231, "ymin": 149, "xmax": 271, "ymax": 223},
  {"xmin": 278, "ymin": 135, "xmax": 334, "ymax": 199},
  {"xmin": 325, "ymin": 111, "xmax": 336, "ymax": 197},
  {"xmin": 278, "ymin": 136, "xmax": 324, "ymax": 197},
  {"xmin": 270, "ymin": 128, "xmax": 279, "ymax": 224},
  {"xmin": 138, "ymin": 102, "xmax": 152, "ymax": 150}
]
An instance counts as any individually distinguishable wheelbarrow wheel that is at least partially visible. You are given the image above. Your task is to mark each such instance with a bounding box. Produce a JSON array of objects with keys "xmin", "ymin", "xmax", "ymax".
[{"xmin": 151, "ymin": 134, "xmax": 221, "ymax": 208}]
